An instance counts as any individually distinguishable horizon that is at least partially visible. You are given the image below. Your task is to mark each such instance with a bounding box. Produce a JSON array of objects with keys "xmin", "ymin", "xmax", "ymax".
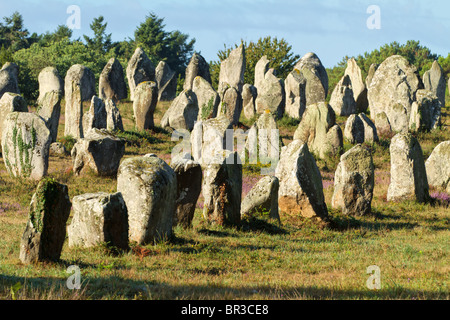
[{"xmin": 1, "ymin": 0, "xmax": 449, "ymax": 68}]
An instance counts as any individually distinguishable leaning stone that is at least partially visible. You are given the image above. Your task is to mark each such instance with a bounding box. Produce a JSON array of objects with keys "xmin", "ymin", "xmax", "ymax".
[
  {"xmin": 1, "ymin": 112, "xmax": 51, "ymax": 180},
  {"xmin": 161, "ymin": 89, "xmax": 198, "ymax": 131},
  {"xmin": 19, "ymin": 179, "xmax": 71, "ymax": 264},
  {"xmin": 193, "ymin": 76, "xmax": 220, "ymax": 121},
  {"xmin": 425, "ymin": 140, "xmax": 450, "ymax": 193},
  {"xmin": 202, "ymin": 151, "xmax": 242, "ymax": 227},
  {"xmin": 99, "ymin": 57, "xmax": 127, "ymax": 102},
  {"xmin": 67, "ymin": 192, "xmax": 129, "ymax": 250},
  {"xmin": 331, "ymin": 144, "xmax": 374, "ymax": 216},
  {"xmin": 0, "ymin": 92, "xmax": 28, "ymax": 141},
  {"xmin": 126, "ymin": 47, "xmax": 155, "ymax": 101},
  {"xmin": 184, "ymin": 53, "xmax": 212, "ymax": 91},
  {"xmin": 36, "ymin": 90, "xmax": 62, "ymax": 143},
  {"xmin": 344, "ymin": 58, "xmax": 368, "ymax": 113},
  {"xmin": 71, "ymin": 128, "xmax": 125, "ymax": 176},
  {"xmin": 387, "ymin": 132, "xmax": 430, "ymax": 203},
  {"xmin": 155, "ymin": 61, "xmax": 177, "ymax": 101},
  {"xmin": 171, "ymin": 158, "xmax": 202, "ymax": 229},
  {"xmin": 37, "ymin": 67, "xmax": 64, "ymax": 104},
  {"xmin": 275, "ymin": 140, "xmax": 328, "ymax": 220},
  {"xmin": 117, "ymin": 155, "xmax": 177, "ymax": 245},
  {"xmin": 422, "ymin": 60, "xmax": 446, "ymax": 108},
  {"xmin": 218, "ymin": 44, "xmax": 246, "ymax": 95},
  {"xmin": 241, "ymin": 175, "xmax": 280, "ymax": 221}
]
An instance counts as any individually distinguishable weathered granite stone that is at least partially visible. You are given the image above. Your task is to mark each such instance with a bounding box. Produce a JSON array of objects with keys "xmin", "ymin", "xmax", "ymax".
[
  {"xmin": 99, "ymin": 57, "xmax": 127, "ymax": 102},
  {"xmin": 241, "ymin": 175, "xmax": 280, "ymax": 221},
  {"xmin": 126, "ymin": 47, "xmax": 155, "ymax": 101}
]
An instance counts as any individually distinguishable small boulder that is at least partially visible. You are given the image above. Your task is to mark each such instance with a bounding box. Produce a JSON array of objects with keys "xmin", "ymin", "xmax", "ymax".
[
  {"xmin": 425, "ymin": 141, "xmax": 450, "ymax": 193},
  {"xmin": 241, "ymin": 175, "xmax": 280, "ymax": 221}
]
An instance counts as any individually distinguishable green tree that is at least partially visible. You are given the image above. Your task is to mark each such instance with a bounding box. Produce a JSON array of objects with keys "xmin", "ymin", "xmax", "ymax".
[
  {"xmin": 134, "ymin": 12, "xmax": 195, "ymax": 77},
  {"xmin": 83, "ymin": 16, "xmax": 112, "ymax": 54},
  {"xmin": 0, "ymin": 45, "xmax": 14, "ymax": 66},
  {"xmin": 210, "ymin": 36, "xmax": 300, "ymax": 89},
  {"xmin": 39, "ymin": 25, "xmax": 73, "ymax": 46},
  {"xmin": 0, "ymin": 11, "xmax": 36, "ymax": 52}
]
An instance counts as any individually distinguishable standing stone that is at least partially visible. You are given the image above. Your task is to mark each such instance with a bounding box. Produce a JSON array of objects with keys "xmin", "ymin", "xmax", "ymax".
[
  {"xmin": 374, "ymin": 111, "xmax": 392, "ymax": 136},
  {"xmin": 171, "ymin": 158, "xmax": 202, "ymax": 229},
  {"xmin": 344, "ymin": 58, "xmax": 368, "ymax": 113},
  {"xmin": 284, "ymin": 69, "xmax": 306, "ymax": 119},
  {"xmin": 425, "ymin": 141, "xmax": 450, "ymax": 193},
  {"xmin": 99, "ymin": 57, "xmax": 127, "ymax": 102},
  {"xmin": 105, "ymin": 98, "xmax": 124, "ymax": 132},
  {"xmin": 242, "ymin": 84, "xmax": 258, "ymax": 120},
  {"xmin": 191, "ymin": 115, "xmax": 233, "ymax": 166},
  {"xmin": 0, "ymin": 62, "xmax": 20, "ymax": 99},
  {"xmin": 2, "ymin": 112, "xmax": 51, "ymax": 180},
  {"xmin": 367, "ymin": 55, "xmax": 422, "ymax": 133},
  {"xmin": 365, "ymin": 63, "xmax": 379, "ymax": 89},
  {"xmin": 275, "ymin": 140, "xmax": 328, "ymax": 220},
  {"xmin": 344, "ymin": 113, "xmax": 378, "ymax": 144},
  {"xmin": 331, "ymin": 144, "xmax": 374, "ymax": 216},
  {"xmin": 37, "ymin": 67, "xmax": 64, "ymax": 104},
  {"xmin": 387, "ymin": 132, "xmax": 430, "ymax": 203},
  {"xmin": 71, "ymin": 128, "xmax": 125, "ymax": 176},
  {"xmin": 202, "ymin": 151, "xmax": 242, "ymax": 227},
  {"xmin": 329, "ymin": 74, "xmax": 356, "ymax": 116},
  {"xmin": 192, "ymin": 76, "xmax": 220, "ymax": 121},
  {"xmin": 409, "ymin": 89, "xmax": 442, "ymax": 132},
  {"xmin": 155, "ymin": 61, "xmax": 177, "ymax": 101},
  {"xmin": 37, "ymin": 90, "xmax": 62, "ymax": 143},
  {"xmin": 293, "ymin": 101, "xmax": 343, "ymax": 159},
  {"xmin": 19, "ymin": 179, "xmax": 71, "ymax": 264},
  {"xmin": 82, "ymin": 96, "xmax": 107, "ymax": 136},
  {"xmin": 423, "ymin": 60, "xmax": 446, "ymax": 108},
  {"xmin": 0, "ymin": 92, "xmax": 28, "ymax": 141},
  {"xmin": 126, "ymin": 47, "xmax": 155, "ymax": 101},
  {"xmin": 218, "ymin": 44, "xmax": 245, "ymax": 95},
  {"xmin": 255, "ymin": 67, "xmax": 285, "ymax": 119},
  {"xmin": 161, "ymin": 89, "xmax": 198, "ymax": 131},
  {"xmin": 294, "ymin": 53, "xmax": 328, "ymax": 105},
  {"xmin": 133, "ymin": 81, "xmax": 158, "ymax": 130},
  {"xmin": 217, "ymin": 86, "xmax": 242, "ymax": 126},
  {"xmin": 117, "ymin": 155, "xmax": 177, "ymax": 245},
  {"xmin": 68, "ymin": 192, "xmax": 129, "ymax": 250},
  {"xmin": 64, "ymin": 64, "xmax": 96, "ymax": 139},
  {"xmin": 184, "ymin": 53, "xmax": 211, "ymax": 91},
  {"xmin": 241, "ymin": 175, "xmax": 280, "ymax": 221}
]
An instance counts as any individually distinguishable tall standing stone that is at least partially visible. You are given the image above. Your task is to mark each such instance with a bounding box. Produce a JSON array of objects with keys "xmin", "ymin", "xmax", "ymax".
[
  {"xmin": 184, "ymin": 53, "xmax": 211, "ymax": 91},
  {"xmin": 367, "ymin": 55, "xmax": 422, "ymax": 133},
  {"xmin": 171, "ymin": 158, "xmax": 202, "ymax": 229},
  {"xmin": 409, "ymin": 89, "xmax": 441, "ymax": 132},
  {"xmin": 294, "ymin": 53, "xmax": 328, "ymax": 106},
  {"xmin": 99, "ymin": 57, "xmax": 127, "ymax": 102},
  {"xmin": 126, "ymin": 47, "xmax": 155, "ymax": 101},
  {"xmin": 64, "ymin": 64, "xmax": 96, "ymax": 139},
  {"xmin": 344, "ymin": 58, "xmax": 368, "ymax": 113},
  {"xmin": 293, "ymin": 102, "xmax": 343, "ymax": 159},
  {"xmin": 2, "ymin": 112, "xmax": 51, "ymax": 180},
  {"xmin": 105, "ymin": 98, "xmax": 124, "ymax": 132},
  {"xmin": 37, "ymin": 90, "xmax": 62, "ymax": 143},
  {"xmin": 37, "ymin": 67, "xmax": 64, "ymax": 104},
  {"xmin": 329, "ymin": 74, "xmax": 356, "ymax": 116},
  {"xmin": 155, "ymin": 61, "xmax": 177, "ymax": 101},
  {"xmin": 19, "ymin": 179, "xmax": 71, "ymax": 264},
  {"xmin": 218, "ymin": 44, "xmax": 245, "ymax": 95},
  {"xmin": 161, "ymin": 89, "xmax": 198, "ymax": 131},
  {"xmin": 387, "ymin": 132, "xmax": 430, "ymax": 203},
  {"xmin": 331, "ymin": 144, "xmax": 374, "ymax": 216},
  {"xmin": 275, "ymin": 140, "xmax": 328, "ymax": 220},
  {"xmin": 68, "ymin": 192, "xmax": 129, "ymax": 250},
  {"xmin": 0, "ymin": 62, "xmax": 20, "ymax": 99},
  {"xmin": 192, "ymin": 76, "xmax": 220, "ymax": 121},
  {"xmin": 0, "ymin": 92, "xmax": 28, "ymax": 141},
  {"xmin": 284, "ymin": 69, "xmax": 306, "ymax": 119},
  {"xmin": 422, "ymin": 60, "xmax": 446, "ymax": 109},
  {"xmin": 202, "ymin": 151, "xmax": 242, "ymax": 227},
  {"xmin": 82, "ymin": 96, "xmax": 107, "ymax": 136},
  {"xmin": 242, "ymin": 84, "xmax": 257, "ymax": 120},
  {"xmin": 133, "ymin": 81, "xmax": 158, "ymax": 130},
  {"xmin": 255, "ymin": 66, "xmax": 285, "ymax": 119},
  {"xmin": 117, "ymin": 155, "xmax": 177, "ymax": 245},
  {"xmin": 217, "ymin": 86, "xmax": 242, "ymax": 126}
]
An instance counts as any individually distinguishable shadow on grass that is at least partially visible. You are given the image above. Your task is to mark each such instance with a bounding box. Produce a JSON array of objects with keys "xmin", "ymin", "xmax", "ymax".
[{"xmin": 1, "ymin": 273, "xmax": 446, "ymax": 300}]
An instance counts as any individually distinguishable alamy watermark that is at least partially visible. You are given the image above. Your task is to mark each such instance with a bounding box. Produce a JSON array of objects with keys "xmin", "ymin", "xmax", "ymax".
[
  {"xmin": 66, "ymin": 5, "xmax": 81, "ymax": 30},
  {"xmin": 367, "ymin": 5, "xmax": 381, "ymax": 30},
  {"xmin": 66, "ymin": 265, "xmax": 81, "ymax": 290},
  {"xmin": 366, "ymin": 265, "xmax": 381, "ymax": 290}
]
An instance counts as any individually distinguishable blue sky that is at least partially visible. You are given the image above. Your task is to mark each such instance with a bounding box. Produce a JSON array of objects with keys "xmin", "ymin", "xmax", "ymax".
[{"xmin": 1, "ymin": 0, "xmax": 449, "ymax": 68}]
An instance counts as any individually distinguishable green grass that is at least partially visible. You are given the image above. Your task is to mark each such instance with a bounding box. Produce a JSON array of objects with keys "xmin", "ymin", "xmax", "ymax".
[{"xmin": 0, "ymin": 101, "xmax": 448, "ymax": 300}]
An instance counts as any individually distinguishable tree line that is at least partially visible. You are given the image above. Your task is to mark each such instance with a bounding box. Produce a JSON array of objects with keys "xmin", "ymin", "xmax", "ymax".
[{"xmin": 1, "ymin": 11, "xmax": 448, "ymax": 105}]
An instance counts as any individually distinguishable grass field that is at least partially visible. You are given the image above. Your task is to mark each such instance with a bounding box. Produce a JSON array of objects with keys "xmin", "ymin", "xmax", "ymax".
[{"xmin": 0, "ymin": 99, "xmax": 448, "ymax": 300}]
